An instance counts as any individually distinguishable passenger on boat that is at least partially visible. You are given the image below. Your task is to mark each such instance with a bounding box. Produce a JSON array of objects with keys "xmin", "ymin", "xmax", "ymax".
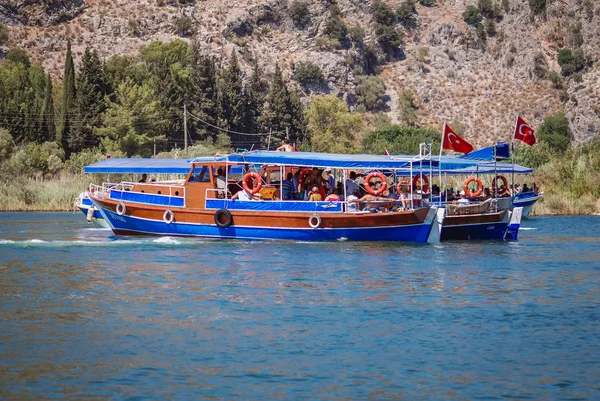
[
  {"xmin": 292, "ymin": 170, "xmax": 301, "ymax": 194},
  {"xmin": 139, "ymin": 174, "xmax": 147, "ymax": 183},
  {"xmin": 345, "ymin": 171, "xmax": 360, "ymax": 197},
  {"xmin": 500, "ymin": 185, "xmax": 511, "ymax": 197},
  {"xmin": 483, "ymin": 187, "xmax": 492, "ymax": 200},
  {"xmin": 325, "ymin": 188, "xmax": 341, "ymax": 202},
  {"xmin": 455, "ymin": 190, "xmax": 470, "ymax": 205},
  {"xmin": 532, "ymin": 182, "xmax": 540, "ymax": 195},
  {"xmin": 276, "ymin": 138, "xmax": 294, "ymax": 152},
  {"xmin": 352, "ymin": 190, "xmax": 394, "ymax": 212},
  {"xmin": 308, "ymin": 186, "xmax": 323, "ymax": 201},
  {"xmin": 346, "ymin": 190, "xmax": 360, "ymax": 212},
  {"xmin": 325, "ymin": 168, "xmax": 335, "ymax": 191},
  {"xmin": 523, "ymin": 183, "xmax": 530, "ymax": 193},
  {"xmin": 231, "ymin": 187, "xmax": 261, "ymax": 201},
  {"xmin": 215, "ymin": 168, "xmax": 226, "ymax": 199},
  {"xmin": 397, "ymin": 186, "xmax": 410, "ymax": 210},
  {"xmin": 281, "ymin": 173, "xmax": 296, "ymax": 200}
]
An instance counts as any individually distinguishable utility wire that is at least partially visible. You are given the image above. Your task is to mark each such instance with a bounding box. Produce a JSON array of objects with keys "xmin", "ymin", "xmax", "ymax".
[{"xmin": 187, "ymin": 110, "xmax": 282, "ymax": 137}]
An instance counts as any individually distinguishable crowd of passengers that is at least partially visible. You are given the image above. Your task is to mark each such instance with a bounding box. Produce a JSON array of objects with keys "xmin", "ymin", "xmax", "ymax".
[{"xmin": 221, "ymin": 167, "xmax": 438, "ymax": 212}]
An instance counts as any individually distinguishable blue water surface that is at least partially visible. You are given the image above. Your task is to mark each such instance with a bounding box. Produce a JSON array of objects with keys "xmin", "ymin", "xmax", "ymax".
[{"xmin": 0, "ymin": 212, "xmax": 599, "ymax": 400}]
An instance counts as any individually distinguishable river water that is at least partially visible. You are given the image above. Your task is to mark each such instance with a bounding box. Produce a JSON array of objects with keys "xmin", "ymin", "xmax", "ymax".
[{"xmin": 0, "ymin": 212, "xmax": 599, "ymax": 400}]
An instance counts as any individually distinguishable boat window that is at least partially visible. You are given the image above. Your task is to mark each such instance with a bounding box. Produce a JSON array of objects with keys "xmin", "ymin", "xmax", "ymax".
[{"xmin": 188, "ymin": 165, "xmax": 211, "ymax": 183}]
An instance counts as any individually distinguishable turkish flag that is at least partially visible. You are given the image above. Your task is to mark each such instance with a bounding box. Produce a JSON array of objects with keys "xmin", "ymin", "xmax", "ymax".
[
  {"xmin": 513, "ymin": 116, "xmax": 536, "ymax": 146},
  {"xmin": 442, "ymin": 123, "xmax": 473, "ymax": 154}
]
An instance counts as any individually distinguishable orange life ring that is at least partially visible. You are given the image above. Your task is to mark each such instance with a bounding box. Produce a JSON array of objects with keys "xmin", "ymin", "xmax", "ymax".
[
  {"xmin": 364, "ymin": 172, "xmax": 387, "ymax": 196},
  {"xmin": 396, "ymin": 180, "xmax": 409, "ymax": 193},
  {"xmin": 242, "ymin": 172, "xmax": 262, "ymax": 194},
  {"xmin": 298, "ymin": 168, "xmax": 313, "ymax": 188},
  {"xmin": 412, "ymin": 174, "xmax": 430, "ymax": 193},
  {"xmin": 464, "ymin": 177, "xmax": 483, "ymax": 198},
  {"xmin": 492, "ymin": 175, "xmax": 508, "ymax": 195}
]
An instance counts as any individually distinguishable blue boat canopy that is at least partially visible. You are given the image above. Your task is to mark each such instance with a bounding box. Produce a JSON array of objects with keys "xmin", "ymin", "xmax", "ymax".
[
  {"xmin": 84, "ymin": 158, "xmax": 192, "ymax": 174},
  {"xmin": 460, "ymin": 142, "xmax": 510, "ymax": 161},
  {"xmin": 199, "ymin": 151, "xmax": 436, "ymax": 170}
]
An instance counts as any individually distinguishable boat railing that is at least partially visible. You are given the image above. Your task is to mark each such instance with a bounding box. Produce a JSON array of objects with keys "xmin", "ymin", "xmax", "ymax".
[{"xmin": 90, "ymin": 181, "xmax": 186, "ymax": 207}]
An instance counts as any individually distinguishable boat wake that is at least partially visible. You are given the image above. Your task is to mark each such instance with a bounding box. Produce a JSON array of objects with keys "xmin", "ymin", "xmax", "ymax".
[{"xmin": 519, "ymin": 227, "xmax": 538, "ymax": 231}]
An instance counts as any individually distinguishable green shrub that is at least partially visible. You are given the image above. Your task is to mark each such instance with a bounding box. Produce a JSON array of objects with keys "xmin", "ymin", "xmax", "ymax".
[
  {"xmin": 324, "ymin": 14, "xmax": 347, "ymax": 43},
  {"xmin": 6, "ymin": 48, "xmax": 31, "ymax": 68},
  {"xmin": 397, "ymin": 0, "xmax": 417, "ymax": 27},
  {"xmin": 538, "ymin": 113, "xmax": 571, "ymax": 153},
  {"xmin": 0, "ymin": 128, "xmax": 14, "ymax": 161},
  {"xmin": 0, "ymin": 22, "xmax": 8, "ymax": 46},
  {"xmin": 548, "ymin": 70, "xmax": 562, "ymax": 88},
  {"xmin": 485, "ymin": 20, "xmax": 496, "ymax": 37},
  {"xmin": 372, "ymin": 0, "xmax": 396, "ymax": 25},
  {"xmin": 289, "ymin": 0, "xmax": 311, "ymax": 27},
  {"xmin": 557, "ymin": 48, "xmax": 586, "ymax": 76},
  {"xmin": 355, "ymin": 75, "xmax": 387, "ymax": 111},
  {"xmin": 173, "ymin": 16, "xmax": 193, "ymax": 36},
  {"xmin": 8, "ymin": 142, "xmax": 65, "ymax": 178},
  {"xmin": 375, "ymin": 24, "xmax": 403, "ymax": 54},
  {"xmin": 477, "ymin": 0, "xmax": 494, "ymax": 18},
  {"xmin": 294, "ymin": 61, "xmax": 325, "ymax": 86},
  {"xmin": 398, "ymin": 89, "xmax": 418, "ymax": 126},
  {"xmin": 528, "ymin": 0, "xmax": 546, "ymax": 15},
  {"xmin": 348, "ymin": 25, "xmax": 365, "ymax": 44},
  {"xmin": 315, "ymin": 36, "xmax": 340, "ymax": 50},
  {"xmin": 462, "ymin": 6, "xmax": 481, "ymax": 26},
  {"xmin": 362, "ymin": 124, "xmax": 440, "ymax": 154},
  {"xmin": 64, "ymin": 149, "xmax": 106, "ymax": 175}
]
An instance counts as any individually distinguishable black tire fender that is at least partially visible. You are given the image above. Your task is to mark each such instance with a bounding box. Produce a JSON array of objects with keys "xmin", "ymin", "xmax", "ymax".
[{"xmin": 214, "ymin": 209, "xmax": 233, "ymax": 228}]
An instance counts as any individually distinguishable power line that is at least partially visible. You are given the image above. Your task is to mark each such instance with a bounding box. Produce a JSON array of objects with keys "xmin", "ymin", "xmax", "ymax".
[{"xmin": 187, "ymin": 110, "xmax": 280, "ymax": 137}]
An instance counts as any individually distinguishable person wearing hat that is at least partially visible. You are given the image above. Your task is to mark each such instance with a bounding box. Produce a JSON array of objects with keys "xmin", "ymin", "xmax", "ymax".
[
  {"xmin": 456, "ymin": 190, "xmax": 470, "ymax": 206},
  {"xmin": 325, "ymin": 168, "xmax": 335, "ymax": 192},
  {"xmin": 308, "ymin": 186, "xmax": 322, "ymax": 201}
]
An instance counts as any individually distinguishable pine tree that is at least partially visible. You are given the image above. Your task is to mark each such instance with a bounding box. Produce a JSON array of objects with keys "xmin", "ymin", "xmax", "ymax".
[
  {"xmin": 261, "ymin": 64, "xmax": 307, "ymax": 148},
  {"xmin": 189, "ymin": 42, "xmax": 219, "ymax": 140},
  {"xmin": 69, "ymin": 47, "xmax": 111, "ymax": 153},
  {"xmin": 218, "ymin": 52, "xmax": 246, "ymax": 148},
  {"xmin": 59, "ymin": 40, "xmax": 76, "ymax": 158},
  {"xmin": 141, "ymin": 40, "xmax": 190, "ymax": 151},
  {"xmin": 242, "ymin": 59, "xmax": 266, "ymax": 149},
  {"xmin": 40, "ymin": 73, "xmax": 56, "ymax": 142}
]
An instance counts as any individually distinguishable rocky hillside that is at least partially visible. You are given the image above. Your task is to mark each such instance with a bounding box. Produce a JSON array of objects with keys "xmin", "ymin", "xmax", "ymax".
[{"xmin": 1, "ymin": 0, "xmax": 599, "ymax": 146}]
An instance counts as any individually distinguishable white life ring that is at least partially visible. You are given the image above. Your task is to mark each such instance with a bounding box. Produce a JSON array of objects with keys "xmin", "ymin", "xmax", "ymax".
[
  {"xmin": 308, "ymin": 214, "xmax": 322, "ymax": 229},
  {"xmin": 116, "ymin": 202, "xmax": 126, "ymax": 216},
  {"xmin": 163, "ymin": 209, "xmax": 174, "ymax": 224}
]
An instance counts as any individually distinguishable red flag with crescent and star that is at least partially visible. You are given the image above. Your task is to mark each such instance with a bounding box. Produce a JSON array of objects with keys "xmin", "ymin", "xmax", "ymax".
[
  {"xmin": 442, "ymin": 123, "xmax": 474, "ymax": 154},
  {"xmin": 513, "ymin": 116, "xmax": 536, "ymax": 146}
]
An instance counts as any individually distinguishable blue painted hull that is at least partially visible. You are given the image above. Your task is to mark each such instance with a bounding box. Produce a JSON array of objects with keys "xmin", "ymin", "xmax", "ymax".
[
  {"xmin": 440, "ymin": 209, "xmax": 521, "ymax": 242},
  {"xmin": 441, "ymin": 221, "xmax": 512, "ymax": 241},
  {"xmin": 75, "ymin": 193, "xmax": 108, "ymax": 228},
  {"xmin": 96, "ymin": 207, "xmax": 436, "ymax": 243},
  {"xmin": 512, "ymin": 194, "xmax": 542, "ymax": 217}
]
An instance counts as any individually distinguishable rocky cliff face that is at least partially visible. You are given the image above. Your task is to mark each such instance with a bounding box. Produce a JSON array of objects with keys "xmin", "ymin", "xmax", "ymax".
[{"xmin": 1, "ymin": 0, "xmax": 599, "ymax": 145}]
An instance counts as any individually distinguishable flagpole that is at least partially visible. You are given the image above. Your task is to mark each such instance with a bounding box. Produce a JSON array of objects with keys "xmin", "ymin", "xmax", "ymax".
[
  {"xmin": 511, "ymin": 115, "xmax": 518, "ymax": 196},
  {"xmin": 439, "ymin": 122, "xmax": 445, "ymax": 158}
]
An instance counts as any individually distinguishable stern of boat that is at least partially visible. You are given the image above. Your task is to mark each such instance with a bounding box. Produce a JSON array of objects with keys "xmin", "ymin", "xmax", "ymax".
[{"xmin": 504, "ymin": 207, "xmax": 523, "ymax": 241}]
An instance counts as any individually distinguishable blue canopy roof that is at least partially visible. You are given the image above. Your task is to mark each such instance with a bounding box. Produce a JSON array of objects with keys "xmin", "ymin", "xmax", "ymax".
[
  {"xmin": 84, "ymin": 158, "xmax": 192, "ymax": 174},
  {"xmin": 200, "ymin": 151, "xmax": 435, "ymax": 170},
  {"xmin": 460, "ymin": 142, "xmax": 510, "ymax": 161}
]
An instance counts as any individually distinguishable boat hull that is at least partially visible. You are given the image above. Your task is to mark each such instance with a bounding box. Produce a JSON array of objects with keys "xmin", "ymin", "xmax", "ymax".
[
  {"xmin": 512, "ymin": 193, "xmax": 542, "ymax": 217},
  {"xmin": 75, "ymin": 193, "xmax": 108, "ymax": 228},
  {"xmin": 92, "ymin": 198, "xmax": 438, "ymax": 243},
  {"xmin": 440, "ymin": 208, "xmax": 522, "ymax": 241}
]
